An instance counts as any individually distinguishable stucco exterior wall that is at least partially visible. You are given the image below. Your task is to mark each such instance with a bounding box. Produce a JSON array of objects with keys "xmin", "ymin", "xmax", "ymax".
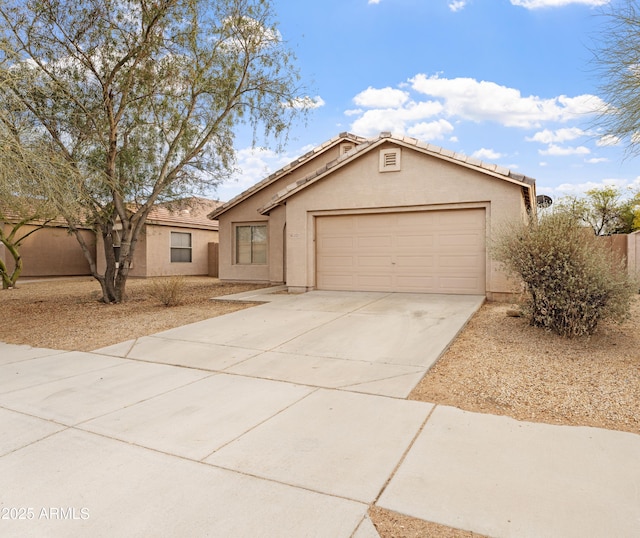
[
  {"xmin": 217, "ymin": 145, "xmax": 343, "ymax": 283},
  {"xmin": 1, "ymin": 224, "xmax": 94, "ymax": 277},
  {"xmin": 282, "ymin": 145, "xmax": 525, "ymax": 296},
  {"xmin": 96, "ymin": 225, "xmax": 218, "ymax": 277},
  {"xmin": 143, "ymin": 225, "xmax": 218, "ymax": 277}
]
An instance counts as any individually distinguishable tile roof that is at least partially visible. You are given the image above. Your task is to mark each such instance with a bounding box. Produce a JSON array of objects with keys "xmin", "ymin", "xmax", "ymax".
[
  {"xmin": 208, "ymin": 133, "xmax": 368, "ymax": 219},
  {"xmin": 258, "ymin": 132, "xmax": 536, "ymax": 214},
  {"xmin": 146, "ymin": 197, "xmax": 221, "ymax": 230},
  {"xmin": 1, "ymin": 197, "xmax": 221, "ymax": 231}
]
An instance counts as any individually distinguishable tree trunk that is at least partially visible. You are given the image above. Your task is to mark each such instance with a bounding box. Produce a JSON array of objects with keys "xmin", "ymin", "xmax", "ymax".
[{"xmin": 0, "ymin": 239, "xmax": 23, "ymax": 289}]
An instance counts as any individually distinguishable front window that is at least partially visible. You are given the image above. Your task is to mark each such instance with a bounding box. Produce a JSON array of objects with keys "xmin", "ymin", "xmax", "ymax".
[
  {"xmin": 171, "ymin": 232, "xmax": 192, "ymax": 263},
  {"xmin": 235, "ymin": 224, "xmax": 267, "ymax": 264}
]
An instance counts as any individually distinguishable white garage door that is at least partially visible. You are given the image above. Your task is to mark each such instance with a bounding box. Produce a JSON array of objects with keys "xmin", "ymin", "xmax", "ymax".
[{"xmin": 316, "ymin": 209, "xmax": 486, "ymax": 294}]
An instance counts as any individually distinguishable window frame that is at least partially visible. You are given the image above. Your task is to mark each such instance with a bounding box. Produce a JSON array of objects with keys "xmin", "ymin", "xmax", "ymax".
[
  {"xmin": 170, "ymin": 231, "xmax": 192, "ymax": 263},
  {"xmin": 234, "ymin": 223, "xmax": 268, "ymax": 265}
]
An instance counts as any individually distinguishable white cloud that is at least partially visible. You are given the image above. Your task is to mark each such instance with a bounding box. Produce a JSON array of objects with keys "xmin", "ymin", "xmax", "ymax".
[
  {"xmin": 596, "ymin": 134, "xmax": 621, "ymax": 147},
  {"xmin": 218, "ymin": 147, "xmax": 292, "ymax": 199},
  {"xmin": 344, "ymin": 108, "xmax": 363, "ymax": 117},
  {"xmin": 350, "ymin": 100, "xmax": 443, "ymax": 137},
  {"xmin": 586, "ymin": 157, "xmax": 609, "ymax": 164},
  {"xmin": 410, "ymin": 74, "xmax": 604, "ymax": 128},
  {"xmin": 368, "ymin": 0, "xmax": 382, "ymax": 4},
  {"xmin": 472, "ymin": 148, "xmax": 504, "ymax": 160},
  {"xmin": 510, "ymin": 0, "xmax": 609, "ymax": 9},
  {"xmin": 539, "ymin": 144, "xmax": 591, "ymax": 156},
  {"xmin": 407, "ymin": 119, "xmax": 454, "ymax": 141},
  {"xmin": 449, "ymin": 1, "xmax": 467, "ymax": 11},
  {"xmin": 527, "ymin": 127, "xmax": 586, "ymax": 144},
  {"xmin": 551, "ymin": 177, "xmax": 632, "ymax": 196},
  {"xmin": 353, "ymin": 87, "xmax": 410, "ymax": 108}
]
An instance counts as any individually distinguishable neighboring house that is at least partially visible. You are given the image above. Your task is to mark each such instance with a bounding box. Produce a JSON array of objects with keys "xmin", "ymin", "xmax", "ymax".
[
  {"xmin": 0, "ymin": 197, "xmax": 220, "ymax": 280},
  {"xmin": 0, "ymin": 215, "xmax": 95, "ymax": 278},
  {"xmin": 97, "ymin": 197, "xmax": 221, "ymax": 277},
  {"xmin": 210, "ymin": 132, "xmax": 537, "ymax": 301}
]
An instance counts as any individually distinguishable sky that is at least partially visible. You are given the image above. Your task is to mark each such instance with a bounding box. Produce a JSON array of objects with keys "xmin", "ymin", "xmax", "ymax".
[{"xmin": 214, "ymin": 0, "xmax": 640, "ymax": 204}]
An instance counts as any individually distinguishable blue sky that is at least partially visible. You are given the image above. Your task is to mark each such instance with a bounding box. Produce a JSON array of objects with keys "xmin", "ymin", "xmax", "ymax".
[{"xmin": 215, "ymin": 0, "xmax": 639, "ymax": 204}]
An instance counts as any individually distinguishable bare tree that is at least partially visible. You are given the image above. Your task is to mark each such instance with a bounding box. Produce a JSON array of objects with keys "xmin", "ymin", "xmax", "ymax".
[
  {"xmin": 0, "ymin": 0, "xmax": 307, "ymax": 302},
  {"xmin": 592, "ymin": 0, "xmax": 640, "ymax": 156}
]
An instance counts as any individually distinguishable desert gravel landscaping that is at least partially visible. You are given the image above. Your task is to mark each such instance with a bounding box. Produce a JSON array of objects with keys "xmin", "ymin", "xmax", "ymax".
[
  {"xmin": 1, "ymin": 277, "xmax": 638, "ymax": 538},
  {"xmin": 410, "ymin": 295, "xmax": 640, "ymax": 436},
  {"xmin": 0, "ymin": 277, "xmax": 267, "ymax": 351}
]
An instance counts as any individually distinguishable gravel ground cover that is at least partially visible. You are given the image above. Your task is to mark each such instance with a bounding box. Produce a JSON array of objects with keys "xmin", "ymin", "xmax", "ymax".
[{"xmin": 0, "ymin": 276, "xmax": 266, "ymax": 351}]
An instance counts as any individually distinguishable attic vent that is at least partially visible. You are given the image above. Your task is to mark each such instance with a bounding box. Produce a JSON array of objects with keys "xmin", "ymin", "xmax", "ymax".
[
  {"xmin": 379, "ymin": 148, "xmax": 401, "ymax": 172},
  {"xmin": 340, "ymin": 142, "xmax": 355, "ymax": 155}
]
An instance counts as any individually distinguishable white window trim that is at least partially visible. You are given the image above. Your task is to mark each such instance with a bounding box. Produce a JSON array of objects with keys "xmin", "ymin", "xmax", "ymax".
[{"xmin": 170, "ymin": 231, "xmax": 192, "ymax": 263}]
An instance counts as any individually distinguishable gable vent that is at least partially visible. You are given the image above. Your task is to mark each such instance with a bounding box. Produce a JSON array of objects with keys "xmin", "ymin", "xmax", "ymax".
[
  {"xmin": 340, "ymin": 142, "xmax": 355, "ymax": 155},
  {"xmin": 379, "ymin": 148, "xmax": 401, "ymax": 172}
]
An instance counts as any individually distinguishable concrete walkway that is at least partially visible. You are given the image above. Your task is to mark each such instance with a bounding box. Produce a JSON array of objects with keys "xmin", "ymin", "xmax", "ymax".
[{"xmin": 0, "ymin": 290, "xmax": 639, "ymax": 537}]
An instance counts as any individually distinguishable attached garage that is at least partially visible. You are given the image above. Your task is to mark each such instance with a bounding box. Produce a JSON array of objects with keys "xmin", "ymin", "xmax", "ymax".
[
  {"xmin": 210, "ymin": 132, "xmax": 536, "ymax": 301},
  {"xmin": 316, "ymin": 209, "xmax": 486, "ymax": 294}
]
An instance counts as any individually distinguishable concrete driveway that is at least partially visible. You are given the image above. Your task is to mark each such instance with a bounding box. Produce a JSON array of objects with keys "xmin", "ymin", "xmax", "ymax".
[{"xmin": 1, "ymin": 290, "xmax": 639, "ymax": 537}]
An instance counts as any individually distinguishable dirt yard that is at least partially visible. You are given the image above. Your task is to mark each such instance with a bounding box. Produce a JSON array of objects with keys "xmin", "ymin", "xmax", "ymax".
[
  {"xmin": 0, "ymin": 276, "xmax": 267, "ymax": 351},
  {"xmin": 2, "ymin": 277, "xmax": 638, "ymax": 538}
]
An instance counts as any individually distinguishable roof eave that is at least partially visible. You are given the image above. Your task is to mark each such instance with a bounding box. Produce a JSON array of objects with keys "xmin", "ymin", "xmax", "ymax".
[
  {"xmin": 208, "ymin": 132, "xmax": 368, "ymax": 219},
  {"xmin": 259, "ymin": 134, "xmax": 537, "ymax": 214}
]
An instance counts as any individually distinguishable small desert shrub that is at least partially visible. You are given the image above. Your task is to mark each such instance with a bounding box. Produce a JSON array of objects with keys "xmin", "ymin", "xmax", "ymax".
[
  {"xmin": 493, "ymin": 212, "xmax": 637, "ymax": 337},
  {"xmin": 148, "ymin": 276, "xmax": 186, "ymax": 307}
]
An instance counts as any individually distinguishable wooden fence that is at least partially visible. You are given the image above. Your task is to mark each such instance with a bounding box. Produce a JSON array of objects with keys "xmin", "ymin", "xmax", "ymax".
[{"xmin": 597, "ymin": 232, "xmax": 640, "ymax": 276}]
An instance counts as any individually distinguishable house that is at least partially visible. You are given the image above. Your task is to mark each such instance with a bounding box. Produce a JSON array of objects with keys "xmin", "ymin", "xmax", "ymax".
[
  {"xmin": 210, "ymin": 132, "xmax": 537, "ymax": 300},
  {"xmin": 96, "ymin": 197, "xmax": 221, "ymax": 278},
  {"xmin": 0, "ymin": 213, "xmax": 96, "ymax": 278},
  {"xmin": 1, "ymin": 197, "xmax": 220, "ymax": 280}
]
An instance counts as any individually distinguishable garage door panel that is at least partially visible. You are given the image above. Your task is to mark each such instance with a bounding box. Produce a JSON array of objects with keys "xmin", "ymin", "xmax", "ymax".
[
  {"xmin": 439, "ymin": 254, "xmax": 483, "ymax": 267},
  {"xmin": 395, "ymin": 256, "xmax": 434, "ymax": 268},
  {"xmin": 439, "ymin": 277, "xmax": 484, "ymax": 292},
  {"xmin": 320, "ymin": 236, "xmax": 355, "ymax": 249},
  {"xmin": 396, "ymin": 234, "xmax": 435, "ymax": 248},
  {"xmin": 358, "ymin": 274, "xmax": 394, "ymax": 289},
  {"xmin": 396, "ymin": 275, "xmax": 436, "ymax": 290},
  {"xmin": 358, "ymin": 235, "xmax": 393, "ymax": 248},
  {"xmin": 318, "ymin": 273, "xmax": 355, "ymax": 289},
  {"xmin": 437, "ymin": 232, "xmax": 482, "ymax": 247},
  {"xmin": 317, "ymin": 256, "xmax": 355, "ymax": 269},
  {"xmin": 316, "ymin": 209, "xmax": 486, "ymax": 295},
  {"xmin": 357, "ymin": 255, "xmax": 393, "ymax": 267}
]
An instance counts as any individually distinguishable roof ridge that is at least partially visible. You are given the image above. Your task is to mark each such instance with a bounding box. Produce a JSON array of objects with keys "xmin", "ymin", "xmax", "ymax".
[
  {"xmin": 257, "ymin": 132, "xmax": 536, "ymax": 214},
  {"xmin": 371, "ymin": 132, "xmax": 536, "ymax": 186}
]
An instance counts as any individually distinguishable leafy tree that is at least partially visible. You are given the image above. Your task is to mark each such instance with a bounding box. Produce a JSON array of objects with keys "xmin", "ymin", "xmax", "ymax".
[
  {"xmin": 555, "ymin": 186, "xmax": 640, "ymax": 235},
  {"xmin": 0, "ymin": 0, "xmax": 307, "ymax": 303},
  {"xmin": 0, "ymin": 106, "xmax": 78, "ymax": 288}
]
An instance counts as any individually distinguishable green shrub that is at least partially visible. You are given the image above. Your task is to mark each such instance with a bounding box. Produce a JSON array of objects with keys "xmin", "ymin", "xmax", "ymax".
[
  {"xmin": 148, "ymin": 276, "xmax": 186, "ymax": 307},
  {"xmin": 493, "ymin": 212, "xmax": 636, "ymax": 337}
]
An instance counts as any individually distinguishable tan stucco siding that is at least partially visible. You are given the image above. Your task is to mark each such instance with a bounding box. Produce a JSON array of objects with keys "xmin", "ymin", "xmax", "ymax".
[
  {"xmin": 217, "ymin": 145, "xmax": 343, "ymax": 283},
  {"xmin": 142, "ymin": 225, "xmax": 218, "ymax": 277},
  {"xmin": 1, "ymin": 224, "xmax": 94, "ymax": 277},
  {"xmin": 97, "ymin": 225, "xmax": 217, "ymax": 277},
  {"xmin": 283, "ymin": 145, "xmax": 524, "ymax": 295}
]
